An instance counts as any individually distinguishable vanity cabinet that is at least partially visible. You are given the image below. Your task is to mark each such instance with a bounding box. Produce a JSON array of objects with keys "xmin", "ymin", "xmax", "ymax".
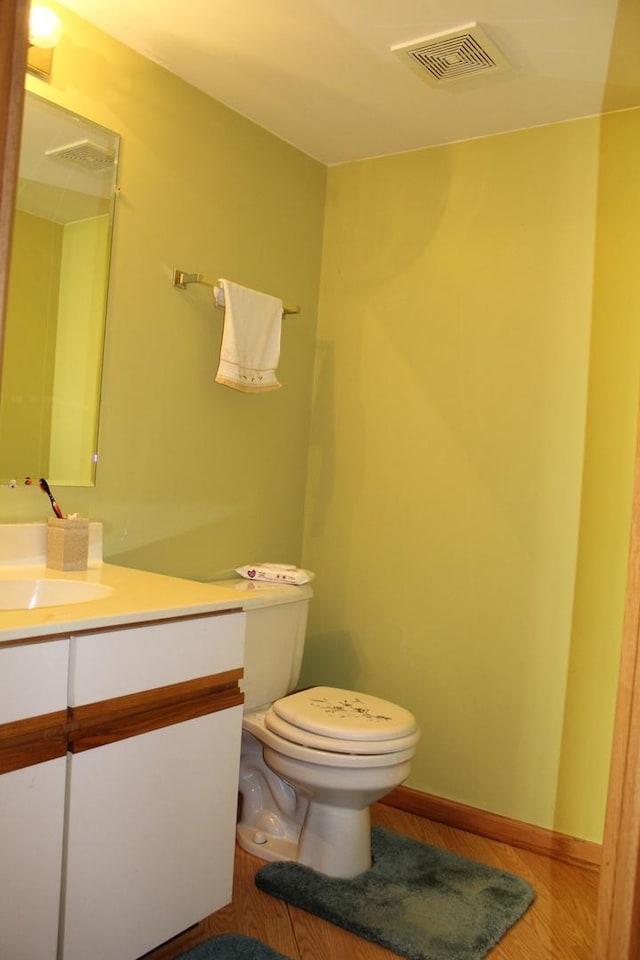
[
  {"xmin": 0, "ymin": 607, "xmax": 245, "ymax": 960},
  {"xmin": 61, "ymin": 612, "xmax": 245, "ymax": 960},
  {"xmin": 0, "ymin": 638, "xmax": 69, "ymax": 960}
]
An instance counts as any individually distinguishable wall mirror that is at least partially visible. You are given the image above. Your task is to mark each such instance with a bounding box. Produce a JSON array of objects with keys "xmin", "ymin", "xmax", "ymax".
[{"xmin": 0, "ymin": 91, "xmax": 119, "ymax": 486}]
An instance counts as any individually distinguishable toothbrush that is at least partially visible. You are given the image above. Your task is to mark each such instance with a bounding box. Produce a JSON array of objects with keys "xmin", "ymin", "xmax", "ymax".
[{"xmin": 39, "ymin": 478, "xmax": 65, "ymax": 519}]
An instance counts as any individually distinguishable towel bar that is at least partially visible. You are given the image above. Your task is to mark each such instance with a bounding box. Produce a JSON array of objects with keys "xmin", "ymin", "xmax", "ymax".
[{"xmin": 172, "ymin": 269, "xmax": 300, "ymax": 316}]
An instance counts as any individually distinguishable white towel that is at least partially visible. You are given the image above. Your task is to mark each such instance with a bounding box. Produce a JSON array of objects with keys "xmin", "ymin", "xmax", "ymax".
[{"xmin": 214, "ymin": 279, "xmax": 283, "ymax": 392}]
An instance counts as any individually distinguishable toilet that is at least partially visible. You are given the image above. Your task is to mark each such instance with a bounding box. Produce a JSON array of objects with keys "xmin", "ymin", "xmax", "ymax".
[{"xmin": 231, "ymin": 578, "xmax": 419, "ymax": 878}]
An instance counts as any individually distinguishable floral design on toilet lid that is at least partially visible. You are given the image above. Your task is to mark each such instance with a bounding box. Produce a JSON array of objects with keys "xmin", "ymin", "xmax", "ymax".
[
  {"xmin": 271, "ymin": 685, "xmax": 417, "ymax": 742},
  {"xmin": 310, "ymin": 694, "xmax": 392, "ymax": 723}
]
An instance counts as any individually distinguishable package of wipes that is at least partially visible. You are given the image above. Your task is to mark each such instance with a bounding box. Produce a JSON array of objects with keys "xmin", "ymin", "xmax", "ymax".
[{"xmin": 235, "ymin": 563, "xmax": 314, "ymax": 585}]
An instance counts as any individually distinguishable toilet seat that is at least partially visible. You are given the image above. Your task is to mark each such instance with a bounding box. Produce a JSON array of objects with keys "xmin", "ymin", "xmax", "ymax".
[
  {"xmin": 264, "ymin": 686, "xmax": 419, "ymax": 755},
  {"xmin": 244, "ymin": 709, "xmax": 417, "ymax": 768}
]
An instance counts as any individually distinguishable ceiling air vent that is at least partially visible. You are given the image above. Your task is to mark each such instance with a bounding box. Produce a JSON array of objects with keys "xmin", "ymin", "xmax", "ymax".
[
  {"xmin": 392, "ymin": 22, "xmax": 510, "ymax": 86},
  {"xmin": 45, "ymin": 139, "xmax": 115, "ymax": 170}
]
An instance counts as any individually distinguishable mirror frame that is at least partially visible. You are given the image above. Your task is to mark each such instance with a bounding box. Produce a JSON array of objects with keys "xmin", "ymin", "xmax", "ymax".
[
  {"xmin": 0, "ymin": 7, "xmax": 639, "ymax": 958},
  {"xmin": 0, "ymin": 0, "xmax": 29, "ymax": 352}
]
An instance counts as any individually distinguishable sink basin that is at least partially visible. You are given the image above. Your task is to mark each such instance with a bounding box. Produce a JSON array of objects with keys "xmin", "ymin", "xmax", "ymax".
[{"xmin": 0, "ymin": 578, "xmax": 114, "ymax": 610}]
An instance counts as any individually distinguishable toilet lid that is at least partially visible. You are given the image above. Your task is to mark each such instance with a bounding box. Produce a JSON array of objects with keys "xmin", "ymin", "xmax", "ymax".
[{"xmin": 267, "ymin": 686, "xmax": 418, "ymax": 753}]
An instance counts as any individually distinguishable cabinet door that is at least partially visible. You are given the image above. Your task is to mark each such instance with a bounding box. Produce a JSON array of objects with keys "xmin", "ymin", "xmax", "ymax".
[
  {"xmin": 0, "ymin": 638, "xmax": 69, "ymax": 960},
  {"xmin": 62, "ymin": 705, "xmax": 243, "ymax": 960},
  {"xmin": 0, "ymin": 637, "xmax": 69, "ymax": 723},
  {"xmin": 0, "ymin": 759, "xmax": 67, "ymax": 960},
  {"xmin": 67, "ymin": 612, "xmax": 245, "ymax": 705}
]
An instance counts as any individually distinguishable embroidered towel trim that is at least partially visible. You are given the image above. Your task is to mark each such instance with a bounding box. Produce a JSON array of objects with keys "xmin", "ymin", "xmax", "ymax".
[{"xmin": 215, "ymin": 279, "xmax": 283, "ymax": 392}]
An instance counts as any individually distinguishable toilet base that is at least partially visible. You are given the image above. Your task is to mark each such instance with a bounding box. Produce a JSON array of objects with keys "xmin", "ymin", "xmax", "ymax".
[
  {"xmin": 297, "ymin": 801, "xmax": 372, "ymax": 877},
  {"xmin": 237, "ymin": 800, "xmax": 372, "ymax": 878},
  {"xmin": 236, "ymin": 822, "xmax": 299, "ymax": 863}
]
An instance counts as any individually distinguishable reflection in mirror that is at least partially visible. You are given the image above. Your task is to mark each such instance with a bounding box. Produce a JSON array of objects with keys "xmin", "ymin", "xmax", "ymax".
[{"xmin": 0, "ymin": 92, "xmax": 119, "ymax": 486}]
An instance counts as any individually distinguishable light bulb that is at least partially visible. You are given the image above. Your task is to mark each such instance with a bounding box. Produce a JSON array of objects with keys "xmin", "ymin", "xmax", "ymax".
[{"xmin": 29, "ymin": 6, "xmax": 62, "ymax": 49}]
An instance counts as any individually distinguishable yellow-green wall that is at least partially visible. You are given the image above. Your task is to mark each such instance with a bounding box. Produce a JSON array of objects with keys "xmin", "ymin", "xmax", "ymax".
[
  {"xmin": 555, "ymin": 107, "xmax": 640, "ymax": 838},
  {"xmin": 0, "ymin": 1, "xmax": 326, "ymax": 583},
  {"xmin": 3, "ymin": 211, "xmax": 110, "ymax": 485},
  {"xmin": 49, "ymin": 214, "xmax": 110, "ymax": 485},
  {"xmin": 301, "ymin": 120, "xmax": 601, "ymax": 832},
  {"xmin": 0, "ymin": 208, "xmax": 60, "ymax": 475},
  {"xmin": 2, "ymin": 2, "xmax": 639, "ymax": 842}
]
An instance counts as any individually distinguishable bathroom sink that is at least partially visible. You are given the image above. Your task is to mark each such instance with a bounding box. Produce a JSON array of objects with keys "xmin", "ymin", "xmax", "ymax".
[{"xmin": 0, "ymin": 578, "xmax": 114, "ymax": 610}]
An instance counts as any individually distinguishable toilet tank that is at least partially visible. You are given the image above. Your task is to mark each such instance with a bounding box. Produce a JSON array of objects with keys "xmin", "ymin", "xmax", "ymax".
[{"xmin": 222, "ymin": 579, "xmax": 313, "ymax": 711}]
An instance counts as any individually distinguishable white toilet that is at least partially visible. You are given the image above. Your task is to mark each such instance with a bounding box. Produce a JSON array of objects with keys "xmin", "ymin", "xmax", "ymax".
[{"xmin": 232, "ymin": 579, "xmax": 419, "ymax": 878}]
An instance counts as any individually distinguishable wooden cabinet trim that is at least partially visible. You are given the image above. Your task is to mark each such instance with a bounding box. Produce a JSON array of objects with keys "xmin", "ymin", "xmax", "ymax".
[
  {"xmin": 68, "ymin": 669, "xmax": 244, "ymax": 752},
  {"xmin": 0, "ymin": 710, "xmax": 67, "ymax": 773},
  {"xmin": 0, "ymin": 668, "xmax": 245, "ymax": 765}
]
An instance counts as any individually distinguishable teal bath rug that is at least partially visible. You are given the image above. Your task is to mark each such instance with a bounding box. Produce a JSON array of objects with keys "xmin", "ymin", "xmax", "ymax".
[
  {"xmin": 176, "ymin": 933, "xmax": 290, "ymax": 960},
  {"xmin": 255, "ymin": 826, "xmax": 535, "ymax": 960}
]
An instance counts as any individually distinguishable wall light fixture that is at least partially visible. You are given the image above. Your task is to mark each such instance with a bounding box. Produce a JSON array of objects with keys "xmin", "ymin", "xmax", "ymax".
[{"xmin": 27, "ymin": 5, "xmax": 62, "ymax": 81}]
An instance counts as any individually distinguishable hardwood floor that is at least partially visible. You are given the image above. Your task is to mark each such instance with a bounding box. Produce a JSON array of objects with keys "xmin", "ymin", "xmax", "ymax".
[{"xmin": 146, "ymin": 803, "xmax": 599, "ymax": 960}]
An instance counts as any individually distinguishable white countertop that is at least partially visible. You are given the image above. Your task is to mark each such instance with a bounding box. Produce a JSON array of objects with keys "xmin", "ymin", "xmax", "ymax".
[
  {"xmin": 0, "ymin": 522, "xmax": 312, "ymax": 645},
  {"xmin": 0, "ymin": 563, "xmax": 245, "ymax": 644}
]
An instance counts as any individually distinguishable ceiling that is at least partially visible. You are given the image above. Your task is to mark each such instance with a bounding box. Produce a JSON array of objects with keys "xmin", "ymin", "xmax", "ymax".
[{"xmin": 56, "ymin": 0, "xmax": 639, "ymax": 165}]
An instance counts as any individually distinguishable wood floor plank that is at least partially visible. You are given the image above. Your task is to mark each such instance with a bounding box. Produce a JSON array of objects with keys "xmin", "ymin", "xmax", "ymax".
[
  {"xmin": 290, "ymin": 906, "xmax": 403, "ymax": 960},
  {"xmin": 146, "ymin": 802, "xmax": 598, "ymax": 960},
  {"xmin": 206, "ymin": 846, "xmax": 301, "ymax": 958}
]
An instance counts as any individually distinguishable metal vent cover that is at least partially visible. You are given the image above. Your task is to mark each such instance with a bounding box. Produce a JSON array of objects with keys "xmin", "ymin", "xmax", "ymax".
[
  {"xmin": 392, "ymin": 22, "xmax": 509, "ymax": 86},
  {"xmin": 45, "ymin": 139, "xmax": 116, "ymax": 170}
]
